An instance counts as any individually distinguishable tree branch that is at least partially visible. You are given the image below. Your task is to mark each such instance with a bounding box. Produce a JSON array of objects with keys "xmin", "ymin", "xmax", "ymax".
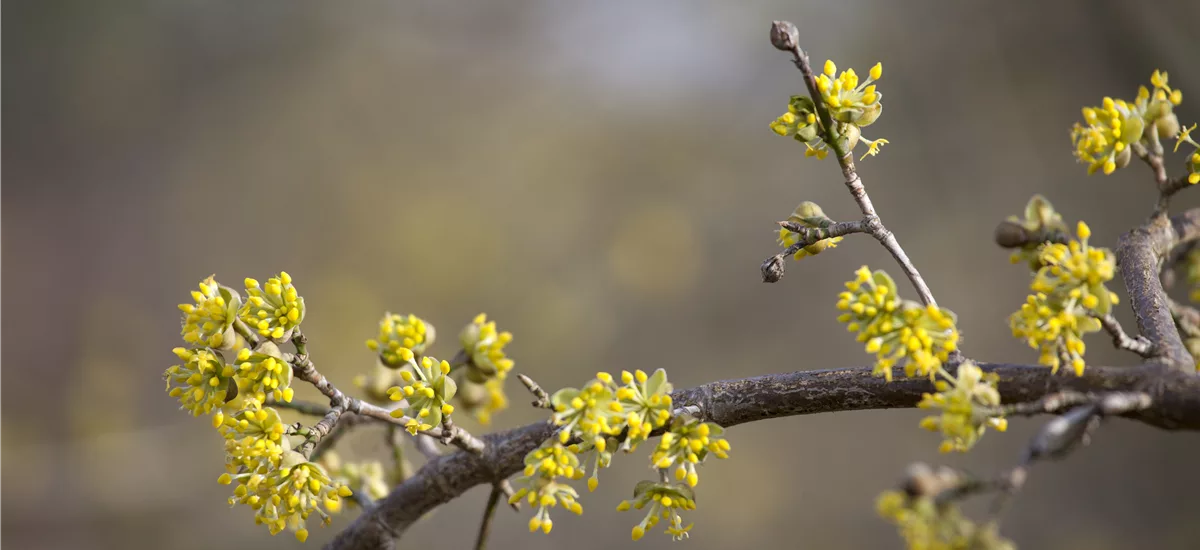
[
  {"xmin": 325, "ymin": 361, "xmax": 1200, "ymax": 549},
  {"xmin": 1116, "ymin": 208, "xmax": 1200, "ymax": 369},
  {"xmin": 1095, "ymin": 314, "xmax": 1155, "ymax": 357},
  {"xmin": 764, "ymin": 24, "xmax": 938, "ymax": 308}
]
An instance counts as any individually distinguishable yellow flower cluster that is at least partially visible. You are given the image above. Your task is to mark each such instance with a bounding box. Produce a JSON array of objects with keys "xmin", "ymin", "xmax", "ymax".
[
  {"xmin": 367, "ymin": 312, "xmax": 434, "ymax": 367},
  {"xmin": 459, "ymin": 313, "xmax": 515, "ymax": 379},
  {"xmin": 777, "ymin": 201, "xmax": 842, "ymax": 261},
  {"xmin": 222, "ymin": 450, "xmax": 352, "ymax": 542},
  {"xmin": 179, "ymin": 275, "xmax": 239, "ymax": 348},
  {"xmin": 240, "ymin": 272, "xmax": 305, "ymax": 341},
  {"xmin": 617, "ymin": 482, "xmax": 698, "ymax": 541},
  {"xmin": 386, "ymin": 356, "xmax": 458, "ymax": 435},
  {"xmin": 1009, "ymin": 221, "xmax": 1114, "ymax": 375},
  {"xmin": 917, "ymin": 362, "xmax": 1006, "ymax": 453},
  {"xmin": 1071, "ymin": 69, "xmax": 1186, "ymax": 176},
  {"xmin": 651, "ymin": 417, "xmax": 731, "ymax": 487},
  {"xmin": 769, "ymin": 60, "xmax": 889, "ymax": 160},
  {"xmin": 165, "ymin": 347, "xmax": 235, "ymax": 416},
  {"xmin": 837, "ymin": 266, "xmax": 960, "ymax": 381},
  {"xmin": 876, "ymin": 490, "xmax": 1014, "ymax": 550},
  {"xmin": 509, "ymin": 442, "xmax": 586, "ymax": 534},
  {"xmin": 234, "ymin": 346, "xmax": 295, "ymax": 404}
]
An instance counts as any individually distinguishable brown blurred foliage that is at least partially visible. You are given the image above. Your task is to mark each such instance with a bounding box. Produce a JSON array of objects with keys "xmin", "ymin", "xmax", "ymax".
[{"xmin": 4, "ymin": 1, "xmax": 1200, "ymax": 549}]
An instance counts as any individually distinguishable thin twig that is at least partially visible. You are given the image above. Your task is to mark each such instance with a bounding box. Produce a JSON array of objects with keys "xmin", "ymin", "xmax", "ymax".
[
  {"xmin": 772, "ymin": 34, "xmax": 938, "ymax": 307},
  {"xmin": 517, "ymin": 373, "xmax": 552, "ymax": 409},
  {"xmin": 284, "ymin": 329, "xmax": 487, "ymax": 455},
  {"xmin": 1095, "ymin": 314, "xmax": 1155, "ymax": 357},
  {"xmin": 474, "ymin": 484, "xmax": 504, "ymax": 550}
]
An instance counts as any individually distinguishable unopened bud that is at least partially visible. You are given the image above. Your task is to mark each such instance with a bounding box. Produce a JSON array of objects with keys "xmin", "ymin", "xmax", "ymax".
[
  {"xmin": 993, "ymin": 220, "xmax": 1030, "ymax": 248},
  {"xmin": 770, "ymin": 21, "xmax": 800, "ymax": 52},
  {"xmin": 761, "ymin": 254, "xmax": 786, "ymax": 283}
]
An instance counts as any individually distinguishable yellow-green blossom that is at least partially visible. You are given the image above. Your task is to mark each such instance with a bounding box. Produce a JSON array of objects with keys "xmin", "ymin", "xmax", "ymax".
[
  {"xmin": 1031, "ymin": 222, "xmax": 1116, "ymax": 314},
  {"xmin": 1009, "ymin": 292, "xmax": 1099, "ymax": 376},
  {"xmin": 459, "ymin": 313, "xmax": 515, "ymax": 381},
  {"xmin": 165, "ymin": 347, "xmax": 235, "ymax": 416},
  {"xmin": 551, "ymin": 376, "xmax": 621, "ymax": 447},
  {"xmin": 234, "ymin": 345, "xmax": 294, "ymax": 404},
  {"xmin": 917, "ymin": 362, "xmax": 1006, "ymax": 453},
  {"xmin": 1009, "ymin": 221, "xmax": 1114, "ymax": 376},
  {"xmin": 240, "ymin": 272, "xmax": 305, "ymax": 341},
  {"xmin": 876, "ymin": 490, "xmax": 1014, "ymax": 550},
  {"xmin": 650, "ymin": 416, "xmax": 730, "ymax": 487},
  {"xmin": 617, "ymin": 482, "xmax": 697, "ymax": 541},
  {"xmin": 837, "ymin": 267, "xmax": 959, "ymax": 381},
  {"xmin": 367, "ymin": 313, "xmax": 433, "ymax": 367},
  {"xmin": 613, "ymin": 369, "xmax": 674, "ymax": 451},
  {"xmin": 179, "ymin": 275, "xmax": 240, "ymax": 348},
  {"xmin": 386, "ymin": 356, "xmax": 458, "ymax": 435},
  {"xmin": 224, "ymin": 450, "xmax": 351, "ymax": 542},
  {"xmin": 1070, "ymin": 97, "xmax": 1143, "ymax": 175},
  {"xmin": 778, "ymin": 201, "xmax": 843, "ymax": 260},
  {"xmin": 510, "ymin": 442, "xmax": 586, "ymax": 534}
]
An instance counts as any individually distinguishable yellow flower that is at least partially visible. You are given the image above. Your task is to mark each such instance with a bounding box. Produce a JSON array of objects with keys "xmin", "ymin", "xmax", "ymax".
[
  {"xmin": 1071, "ymin": 97, "xmax": 1143, "ymax": 175},
  {"xmin": 366, "ymin": 312, "xmax": 432, "ymax": 367},
  {"xmin": 616, "ymin": 482, "xmax": 697, "ymax": 541},
  {"xmin": 917, "ymin": 361, "xmax": 1005, "ymax": 453},
  {"xmin": 164, "ymin": 347, "xmax": 235, "ymax": 416},
  {"xmin": 234, "ymin": 346, "xmax": 294, "ymax": 404},
  {"xmin": 239, "ymin": 272, "xmax": 305, "ymax": 341},
  {"xmin": 650, "ymin": 416, "xmax": 730, "ymax": 487},
  {"xmin": 385, "ymin": 356, "xmax": 457, "ymax": 434},
  {"xmin": 509, "ymin": 442, "xmax": 586, "ymax": 534},
  {"xmin": 179, "ymin": 275, "xmax": 239, "ymax": 348},
  {"xmin": 459, "ymin": 313, "xmax": 515, "ymax": 380}
]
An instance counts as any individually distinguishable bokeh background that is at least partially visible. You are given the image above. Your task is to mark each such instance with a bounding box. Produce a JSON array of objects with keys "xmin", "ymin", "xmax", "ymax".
[{"xmin": 5, "ymin": 1, "xmax": 1200, "ymax": 548}]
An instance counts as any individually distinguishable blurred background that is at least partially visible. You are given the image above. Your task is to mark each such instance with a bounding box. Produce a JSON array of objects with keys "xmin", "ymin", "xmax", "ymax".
[{"xmin": 5, "ymin": 0, "xmax": 1200, "ymax": 548}]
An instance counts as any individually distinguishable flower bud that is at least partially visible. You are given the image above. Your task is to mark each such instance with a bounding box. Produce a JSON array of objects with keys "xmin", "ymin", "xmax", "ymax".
[
  {"xmin": 761, "ymin": 254, "xmax": 785, "ymax": 283},
  {"xmin": 769, "ymin": 20, "xmax": 800, "ymax": 52},
  {"xmin": 993, "ymin": 220, "xmax": 1030, "ymax": 249}
]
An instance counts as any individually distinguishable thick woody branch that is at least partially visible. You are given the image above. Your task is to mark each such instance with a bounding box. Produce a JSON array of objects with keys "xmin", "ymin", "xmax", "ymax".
[
  {"xmin": 325, "ymin": 361, "xmax": 1200, "ymax": 549},
  {"xmin": 1116, "ymin": 208, "xmax": 1200, "ymax": 369}
]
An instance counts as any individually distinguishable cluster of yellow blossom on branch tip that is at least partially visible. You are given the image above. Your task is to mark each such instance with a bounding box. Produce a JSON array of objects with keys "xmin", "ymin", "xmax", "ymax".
[
  {"xmin": 386, "ymin": 356, "xmax": 457, "ymax": 435},
  {"xmin": 770, "ymin": 59, "xmax": 888, "ymax": 160},
  {"xmin": 917, "ymin": 361, "xmax": 1006, "ymax": 453},
  {"xmin": 356, "ymin": 311, "xmax": 514, "ymax": 424},
  {"xmin": 216, "ymin": 401, "xmax": 350, "ymax": 541},
  {"xmin": 1008, "ymin": 220, "xmax": 1116, "ymax": 376},
  {"xmin": 837, "ymin": 266, "xmax": 960, "ymax": 382},
  {"xmin": 617, "ymin": 481, "xmax": 698, "ymax": 541},
  {"xmin": 241, "ymin": 272, "xmax": 305, "ymax": 342},
  {"xmin": 179, "ymin": 275, "xmax": 241, "ymax": 349},
  {"xmin": 651, "ymin": 416, "xmax": 731, "ymax": 487},
  {"xmin": 234, "ymin": 342, "xmax": 295, "ymax": 404},
  {"xmin": 318, "ymin": 451, "xmax": 391, "ymax": 507},
  {"xmin": 509, "ymin": 442, "xmax": 586, "ymax": 534},
  {"xmin": 367, "ymin": 312, "xmax": 434, "ymax": 367},
  {"xmin": 876, "ymin": 489, "xmax": 1013, "ymax": 550},
  {"xmin": 513, "ymin": 368, "xmax": 719, "ymax": 540},
  {"xmin": 778, "ymin": 201, "xmax": 843, "ymax": 261},
  {"xmin": 165, "ymin": 347, "xmax": 236, "ymax": 416},
  {"xmin": 221, "ymin": 449, "xmax": 353, "ymax": 543},
  {"xmin": 1070, "ymin": 69, "xmax": 1185, "ymax": 175},
  {"xmin": 167, "ymin": 273, "xmax": 349, "ymax": 541}
]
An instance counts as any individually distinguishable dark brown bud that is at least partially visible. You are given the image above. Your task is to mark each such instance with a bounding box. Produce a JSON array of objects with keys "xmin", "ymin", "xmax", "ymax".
[
  {"xmin": 994, "ymin": 220, "xmax": 1030, "ymax": 248},
  {"xmin": 770, "ymin": 21, "xmax": 800, "ymax": 52},
  {"xmin": 761, "ymin": 254, "xmax": 786, "ymax": 283}
]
